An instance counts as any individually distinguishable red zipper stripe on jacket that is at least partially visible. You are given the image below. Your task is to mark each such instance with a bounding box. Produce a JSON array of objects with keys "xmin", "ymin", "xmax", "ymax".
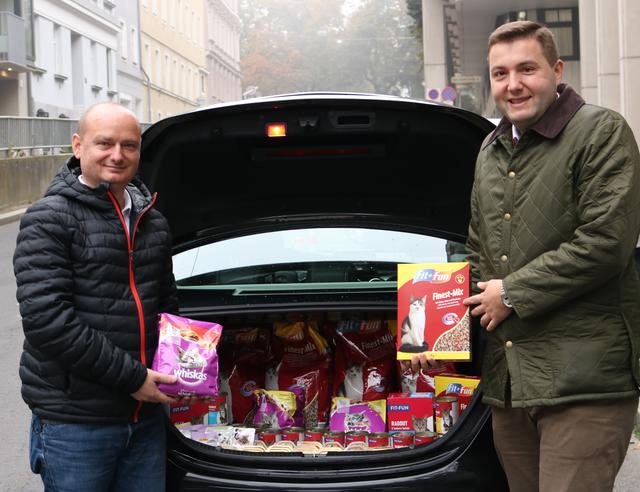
[{"xmin": 107, "ymin": 190, "xmax": 158, "ymax": 422}]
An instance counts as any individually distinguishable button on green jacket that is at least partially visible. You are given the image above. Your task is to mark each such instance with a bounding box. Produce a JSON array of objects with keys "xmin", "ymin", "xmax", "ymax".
[{"xmin": 467, "ymin": 84, "xmax": 640, "ymax": 408}]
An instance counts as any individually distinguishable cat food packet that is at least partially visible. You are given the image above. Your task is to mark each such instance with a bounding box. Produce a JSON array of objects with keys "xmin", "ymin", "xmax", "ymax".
[
  {"xmin": 397, "ymin": 361, "xmax": 456, "ymax": 394},
  {"xmin": 326, "ymin": 320, "xmax": 396, "ymax": 402},
  {"xmin": 272, "ymin": 320, "xmax": 333, "ymax": 428},
  {"xmin": 217, "ymin": 328, "xmax": 275, "ymax": 424},
  {"xmin": 397, "ymin": 263, "xmax": 471, "ymax": 361},
  {"xmin": 329, "ymin": 397, "xmax": 386, "ymax": 433},
  {"xmin": 152, "ymin": 313, "xmax": 223, "ymax": 397},
  {"xmin": 253, "ymin": 390, "xmax": 296, "ymax": 429}
]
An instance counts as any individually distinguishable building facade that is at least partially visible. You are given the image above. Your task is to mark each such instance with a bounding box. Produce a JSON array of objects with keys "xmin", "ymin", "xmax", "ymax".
[
  {"xmin": 139, "ymin": 0, "xmax": 208, "ymax": 122},
  {"xmin": 421, "ymin": 0, "xmax": 640, "ymax": 140},
  {"xmin": 29, "ymin": 0, "xmax": 120, "ymax": 119},
  {"xmin": 205, "ymin": 0, "xmax": 241, "ymax": 105},
  {"xmin": 113, "ymin": 0, "xmax": 144, "ymax": 120},
  {"xmin": 0, "ymin": 0, "xmax": 33, "ymax": 116}
]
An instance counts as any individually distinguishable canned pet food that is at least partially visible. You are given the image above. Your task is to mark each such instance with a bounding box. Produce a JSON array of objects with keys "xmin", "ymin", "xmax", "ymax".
[
  {"xmin": 392, "ymin": 432, "xmax": 414, "ymax": 448},
  {"xmin": 304, "ymin": 428, "xmax": 325, "ymax": 442},
  {"xmin": 345, "ymin": 431, "xmax": 368, "ymax": 445},
  {"xmin": 414, "ymin": 431, "xmax": 438, "ymax": 445},
  {"xmin": 435, "ymin": 396, "xmax": 460, "ymax": 435},
  {"xmin": 368, "ymin": 432, "xmax": 389, "ymax": 448},
  {"xmin": 281, "ymin": 427, "xmax": 305, "ymax": 443},
  {"xmin": 323, "ymin": 432, "xmax": 345, "ymax": 445},
  {"xmin": 257, "ymin": 428, "xmax": 281, "ymax": 446}
]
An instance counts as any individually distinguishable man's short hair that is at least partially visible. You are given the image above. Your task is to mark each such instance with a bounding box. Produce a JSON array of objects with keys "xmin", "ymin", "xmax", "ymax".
[
  {"xmin": 488, "ymin": 20, "xmax": 559, "ymax": 67},
  {"xmin": 76, "ymin": 102, "xmax": 139, "ymax": 136}
]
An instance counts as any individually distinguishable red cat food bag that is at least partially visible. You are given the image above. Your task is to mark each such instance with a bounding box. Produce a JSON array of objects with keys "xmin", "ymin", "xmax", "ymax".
[
  {"xmin": 217, "ymin": 327, "xmax": 275, "ymax": 425},
  {"xmin": 397, "ymin": 263, "xmax": 471, "ymax": 361},
  {"xmin": 327, "ymin": 320, "xmax": 396, "ymax": 402},
  {"xmin": 397, "ymin": 361, "xmax": 456, "ymax": 394},
  {"xmin": 152, "ymin": 313, "xmax": 223, "ymax": 397},
  {"xmin": 271, "ymin": 321, "xmax": 332, "ymax": 428}
]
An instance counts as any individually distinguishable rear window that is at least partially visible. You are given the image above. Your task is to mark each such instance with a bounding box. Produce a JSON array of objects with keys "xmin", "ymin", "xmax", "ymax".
[{"xmin": 174, "ymin": 227, "xmax": 467, "ymax": 290}]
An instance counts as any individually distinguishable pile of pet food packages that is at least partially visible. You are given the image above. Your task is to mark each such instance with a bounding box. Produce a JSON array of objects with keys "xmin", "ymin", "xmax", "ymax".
[{"xmin": 153, "ymin": 313, "xmax": 480, "ymax": 454}]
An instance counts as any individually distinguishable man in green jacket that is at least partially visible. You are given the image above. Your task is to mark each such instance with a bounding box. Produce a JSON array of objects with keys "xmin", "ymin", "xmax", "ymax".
[{"xmin": 463, "ymin": 21, "xmax": 640, "ymax": 492}]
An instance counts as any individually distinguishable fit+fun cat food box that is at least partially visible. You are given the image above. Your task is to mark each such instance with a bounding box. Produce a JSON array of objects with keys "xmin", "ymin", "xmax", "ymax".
[
  {"xmin": 434, "ymin": 374, "xmax": 481, "ymax": 414},
  {"xmin": 397, "ymin": 262, "xmax": 471, "ymax": 361},
  {"xmin": 387, "ymin": 393, "xmax": 434, "ymax": 433}
]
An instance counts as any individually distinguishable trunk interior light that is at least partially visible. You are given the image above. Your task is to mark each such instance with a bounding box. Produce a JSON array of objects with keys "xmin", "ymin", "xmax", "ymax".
[{"xmin": 266, "ymin": 123, "xmax": 287, "ymax": 137}]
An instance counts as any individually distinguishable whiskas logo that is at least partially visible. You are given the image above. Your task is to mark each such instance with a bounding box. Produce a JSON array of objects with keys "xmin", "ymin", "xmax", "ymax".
[
  {"xmin": 174, "ymin": 368, "xmax": 207, "ymax": 382},
  {"xmin": 414, "ymin": 269, "xmax": 451, "ymax": 284}
]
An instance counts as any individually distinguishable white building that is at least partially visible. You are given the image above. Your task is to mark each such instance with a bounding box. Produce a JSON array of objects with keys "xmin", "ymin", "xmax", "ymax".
[
  {"xmin": 30, "ymin": 0, "xmax": 120, "ymax": 118},
  {"xmin": 0, "ymin": 0, "xmax": 32, "ymax": 116},
  {"xmin": 113, "ymin": 0, "xmax": 144, "ymax": 120},
  {"xmin": 205, "ymin": 0, "xmax": 241, "ymax": 104}
]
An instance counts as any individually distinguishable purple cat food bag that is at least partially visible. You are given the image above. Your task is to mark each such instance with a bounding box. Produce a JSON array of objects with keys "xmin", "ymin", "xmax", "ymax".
[
  {"xmin": 152, "ymin": 313, "xmax": 223, "ymax": 397},
  {"xmin": 252, "ymin": 390, "xmax": 296, "ymax": 430}
]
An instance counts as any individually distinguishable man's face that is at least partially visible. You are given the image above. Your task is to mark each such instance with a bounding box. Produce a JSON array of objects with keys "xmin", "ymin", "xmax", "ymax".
[
  {"xmin": 489, "ymin": 37, "xmax": 564, "ymax": 132},
  {"xmin": 72, "ymin": 106, "xmax": 141, "ymax": 190}
]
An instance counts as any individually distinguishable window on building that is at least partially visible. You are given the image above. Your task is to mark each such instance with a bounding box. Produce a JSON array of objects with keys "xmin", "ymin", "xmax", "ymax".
[
  {"xmin": 107, "ymin": 48, "xmax": 116, "ymax": 89},
  {"xmin": 119, "ymin": 20, "xmax": 127, "ymax": 60},
  {"xmin": 164, "ymin": 53, "xmax": 170, "ymax": 89},
  {"xmin": 130, "ymin": 26, "xmax": 138, "ymax": 64},
  {"xmin": 53, "ymin": 24, "xmax": 62, "ymax": 76},
  {"xmin": 185, "ymin": 7, "xmax": 191, "ymax": 39},
  {"xmin": 161, "ymin": 0, "xmax": 167, "ymax": 22},
  {"xmin": 495, "ymin": 7, "xmax": 579, "ymax": 60},
  {"xmin": 142, "ymin": 0, "xmax": 149, "ymax": 8},
  {"xmin": 144, "ymin": 43, "xmax": 150, "ymax": 74},
  {"xmin": 155, "ymin": 49, "xmax": 161, "ymax": 84},
  {"xmin": 152, "ymin": 0, "xmax": 158, "ymax": 15}
]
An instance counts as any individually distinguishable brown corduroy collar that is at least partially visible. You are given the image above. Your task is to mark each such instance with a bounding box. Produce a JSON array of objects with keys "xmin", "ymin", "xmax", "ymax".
[{"xmin": 482, "ymin": 83, "xmax": 586, "ymax": 149}]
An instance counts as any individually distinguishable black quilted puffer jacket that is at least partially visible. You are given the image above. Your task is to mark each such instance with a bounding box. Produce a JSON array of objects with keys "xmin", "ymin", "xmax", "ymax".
[{"xmin": 14, "ymin": 157, "xmax": 178, "ymax": 423}]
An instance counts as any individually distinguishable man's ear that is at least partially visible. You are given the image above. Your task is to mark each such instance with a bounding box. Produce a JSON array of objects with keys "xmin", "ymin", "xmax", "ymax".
[
  {"xmin": 71, "ymin": 133, "xmax": 82, "ymax": 159},
  {"xmin": 554, "ymin": 58, "xmax": 565, "ymax": 85}
]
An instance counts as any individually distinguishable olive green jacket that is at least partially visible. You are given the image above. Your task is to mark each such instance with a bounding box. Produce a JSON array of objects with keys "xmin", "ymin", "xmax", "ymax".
[{"xmin": 467, "ymin": 84, "xmax": 640, "ymax": 408}]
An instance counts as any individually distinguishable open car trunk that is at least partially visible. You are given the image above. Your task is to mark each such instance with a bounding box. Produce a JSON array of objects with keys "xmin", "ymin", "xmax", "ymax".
[{"xmin": 138, "ymin": 94, "xmax": 507, "ymax": 491}]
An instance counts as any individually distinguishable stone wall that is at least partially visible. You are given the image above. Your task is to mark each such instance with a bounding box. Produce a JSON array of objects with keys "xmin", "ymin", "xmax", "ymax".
[{"xmin": 0, "ymin": 155, "xmax": 70, "ymax": 213}]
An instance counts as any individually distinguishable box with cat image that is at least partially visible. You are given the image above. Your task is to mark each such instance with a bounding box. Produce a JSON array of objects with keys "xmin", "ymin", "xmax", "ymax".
[
  {"xmin": 387, "ymin": 393, "xmax": 435, "ymax": 434},
  {"xmin": 397, "ymin": 262, "xmax": 471, "ymax": 360}
]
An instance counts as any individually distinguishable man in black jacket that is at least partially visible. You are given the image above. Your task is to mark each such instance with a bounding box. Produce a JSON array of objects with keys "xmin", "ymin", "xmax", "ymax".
[{"xmin": 14, "ymin": 103, "xmax": 179, "ymax": 491}]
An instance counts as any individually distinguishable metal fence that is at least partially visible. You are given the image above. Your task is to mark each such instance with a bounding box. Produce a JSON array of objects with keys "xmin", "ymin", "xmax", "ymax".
[{"xmin": 0, "ymin": 117, "xmax": 151, "ymax": 158}]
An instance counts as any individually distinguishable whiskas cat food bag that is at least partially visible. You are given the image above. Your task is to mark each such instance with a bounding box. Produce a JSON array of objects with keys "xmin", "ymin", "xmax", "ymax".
[
  {"xmin": 152, "ymin": 313, "xmax": 223, "ymax": 397},
  {"xmin": 253, "ymin": 390, "xmax": 297, "ymax": 429},
  {"xmin": 397, "ymin": 263, "xmax": 470, "ymax": 361},
  {"xmin": 326, "ymin": 320, "xmax": 396, "ymax": 402},
  {"xmin": 329, "ymin": 397, "xmax": 386, "ymax": 433},
  {"xmin": 272, "ymin": 321, "xmax": 332, "ymax": 428},
  {"xmin": 218, "ymin": 327, "xmax": 275, "ymax": 425}
]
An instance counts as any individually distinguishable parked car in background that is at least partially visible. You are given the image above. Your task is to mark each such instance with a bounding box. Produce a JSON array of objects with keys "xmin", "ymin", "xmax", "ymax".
[{"xmin": 138, "ymin": 93, "xmax": 508, "ymax": 491}]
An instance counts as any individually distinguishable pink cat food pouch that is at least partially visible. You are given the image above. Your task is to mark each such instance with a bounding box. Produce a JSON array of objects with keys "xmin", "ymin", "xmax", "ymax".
[
  {"xmin": 252, "ymin": 390, "xmax": 296, "ymax": 429},
  {"xmin": 152, "ymin": 313, "xmax": 223, "ymax": 397}
]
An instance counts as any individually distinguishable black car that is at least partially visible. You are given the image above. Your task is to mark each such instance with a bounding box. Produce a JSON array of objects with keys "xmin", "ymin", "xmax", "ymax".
[{"xmin": 138, "ymin": 93, "xmax": 508, "ymax": 491}]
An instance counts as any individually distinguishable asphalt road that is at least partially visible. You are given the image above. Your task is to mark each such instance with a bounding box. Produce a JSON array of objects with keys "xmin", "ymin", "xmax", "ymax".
[{"xmin": 0, "ymin": 219, "xmax": 638, "ymax": 491}]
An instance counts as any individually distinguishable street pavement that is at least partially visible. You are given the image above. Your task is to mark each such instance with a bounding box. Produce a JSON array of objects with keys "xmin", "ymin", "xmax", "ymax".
[{"xmin": 0, "ymin": 219, "xmax": 638, "ymax": 491}]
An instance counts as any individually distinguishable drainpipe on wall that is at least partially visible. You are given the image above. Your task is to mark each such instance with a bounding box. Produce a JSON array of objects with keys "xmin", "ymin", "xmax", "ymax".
[{"xmin": 140, "ymin": 66, "xmax": 152, "ymax": 123}]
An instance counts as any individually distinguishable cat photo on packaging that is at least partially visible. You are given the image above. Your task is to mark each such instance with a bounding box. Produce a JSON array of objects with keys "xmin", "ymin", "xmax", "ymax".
[
  {"xmin": 396, "ymin": 262, "xmax": 471, "ymax": 361},
  {"xmin": 399, "ymin": 294, "xmax": 429, "ymax": 352}
]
